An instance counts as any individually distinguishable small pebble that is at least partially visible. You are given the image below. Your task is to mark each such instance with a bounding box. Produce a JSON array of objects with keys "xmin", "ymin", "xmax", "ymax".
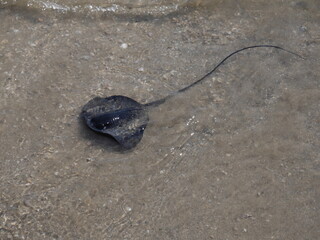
[
  {"xmin": 125, "ymin": 206, "xmax": 132, "ymax": 212},
  {"xmin": 120, "ymin": 43, "xmax": 128, "ymax": 49}
]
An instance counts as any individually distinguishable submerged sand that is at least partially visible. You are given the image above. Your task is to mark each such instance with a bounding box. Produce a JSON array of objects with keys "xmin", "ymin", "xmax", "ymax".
[{"xmin": 0, "ymin": 0, "xmax": 319, "ymax": 239}]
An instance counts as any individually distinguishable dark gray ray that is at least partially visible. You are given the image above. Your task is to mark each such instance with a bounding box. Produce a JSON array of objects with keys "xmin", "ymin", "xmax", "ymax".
[
  {"xmin": 82, "ymin": 96, "xmax": 148, "ymax": 149},
  {"xmin": 81, "ymin": 45, "xmax": 303, "ymax": 149}
]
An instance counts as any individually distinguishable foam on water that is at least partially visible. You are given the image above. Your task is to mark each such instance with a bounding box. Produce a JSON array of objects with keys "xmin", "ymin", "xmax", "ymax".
[{"xmin": 0, "ymin": 0, "xmax": 194, "ymax": 16}]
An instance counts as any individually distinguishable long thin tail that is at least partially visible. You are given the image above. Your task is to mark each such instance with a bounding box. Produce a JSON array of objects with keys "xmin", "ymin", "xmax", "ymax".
[{"xmin": 144, "ymin": 45, "xmax": 304, "ymax": 108}]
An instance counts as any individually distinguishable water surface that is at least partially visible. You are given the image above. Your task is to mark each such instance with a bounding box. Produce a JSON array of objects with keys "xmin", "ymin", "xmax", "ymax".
[{"xmin": 0, "ymin": 0, "xmax": 319, "ymax": 239}]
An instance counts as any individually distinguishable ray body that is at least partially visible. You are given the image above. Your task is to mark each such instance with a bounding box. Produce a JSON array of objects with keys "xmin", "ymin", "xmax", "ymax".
[
  {"xmin": 81, "ymin": 45, "xmax": 303, "ymax": 149},
  {"xmin": 82, "ymin": 96, "xmax": 148, "ymax": 149}
]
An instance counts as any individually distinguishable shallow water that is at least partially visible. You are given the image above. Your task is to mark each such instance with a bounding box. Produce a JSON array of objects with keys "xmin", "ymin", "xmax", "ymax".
[{"xmin": 0, "ymin": 0, "xmax": 319, "ymax": 239}]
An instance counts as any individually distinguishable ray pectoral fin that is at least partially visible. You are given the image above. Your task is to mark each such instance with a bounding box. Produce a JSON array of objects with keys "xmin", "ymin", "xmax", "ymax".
[
  {"xmin": 87, "ymin": 110, "xmax": 149, "ymax": 149},
  {"xmin": 108, "ymin": 109, "xmax": 149, "ymax": 149},
  {"xmin": 113, "ymin": 124, "xmax": 147, "ymax": 149}
]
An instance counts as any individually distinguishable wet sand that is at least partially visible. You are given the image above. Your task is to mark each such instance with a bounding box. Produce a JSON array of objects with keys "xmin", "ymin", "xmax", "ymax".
[{"xmin": 0, "ymin": 0, "xmax": 319, "ymax": 239}]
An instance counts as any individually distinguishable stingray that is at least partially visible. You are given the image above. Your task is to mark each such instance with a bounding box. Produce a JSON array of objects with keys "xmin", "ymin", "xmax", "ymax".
[{"xmin": 81, "ymin": 45, "xmax": 303, "ymax": 149}]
